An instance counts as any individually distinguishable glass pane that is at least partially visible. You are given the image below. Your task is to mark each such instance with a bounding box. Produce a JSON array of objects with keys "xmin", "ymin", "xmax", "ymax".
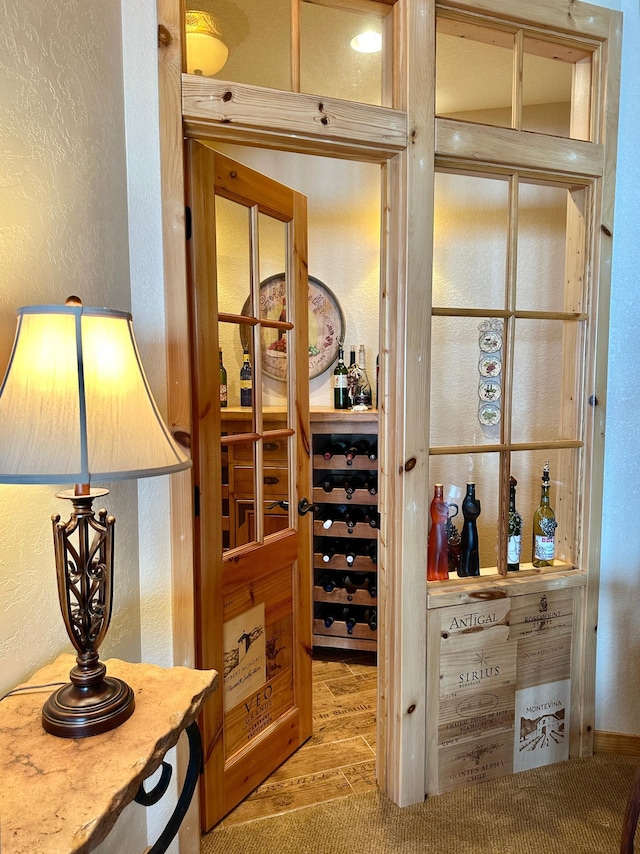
[
  {"xmin": 216, "ymin": 195, "xmax": 251, "ymax": 316},
  {"xmin": 300, "ymin": 2, "xmax": 385, "ymax": 106},
  {"xmin": 511, "ymin": 319, "xmax": 584, "ymax": 445},
  {"xmin": 261, "ymin": 418, "xmax": 291, "ymax": 538},
  {"xmin": 436, "ymin": 17, "xmax": 514, "ymax": 128},
  {"xmin": 227, "ymin": 322, "xmax": 256, "ymax": 420},
  {"xmin": 188, "ymin": 0, "xmax": 292, "ymax": 90},
  {"xmin": 509, "ymin": 448, "xmax": 578, "ymax": 567},
  {"xmin": 516, "ymin": 182, "xmax": 569, "ymax": 313},
  {"xmin": 227, "ymin": 441, "xmax": 257, "ymax": 550},
  {"xmin": 433, "ymin": 171, "xmax": 509, "ymax": 310},
  {"xmin": 429, "ymin": 453, "xmax": 500, "ymax": 576},
  {"xmin": 522, "ymin": 37, "xmax": 592, "ymax": 140},
  {"xmin": 431, "ymin": 317, "xmax": 506, "ymax": 448}
]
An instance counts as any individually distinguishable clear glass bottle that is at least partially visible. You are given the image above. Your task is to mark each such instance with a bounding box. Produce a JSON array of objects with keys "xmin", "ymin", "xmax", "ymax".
[
  {"xmin": 427, "ymin": 483, "xmax": 449, "ymax": 581},
  {"xmin": 333, "ymin": 346, "xmax": 349, "ymax": 409},
  {"xmin": 353, "ymin": 344, "xmax": 372, "ymax": 408},
  {"xmin": 239, "ymin": 344, "xmax": 252, "ymax": 407},
  {"xmin": 532, "ymin": 461, "xmax": 557, "ymax": 567},
  {"xmin": 219, "ymin": 349, "xmax": 227, "ymax": 408},
  {"xmin": 507, "ymin": 475, "xmax": 522, "ymax": 571}
]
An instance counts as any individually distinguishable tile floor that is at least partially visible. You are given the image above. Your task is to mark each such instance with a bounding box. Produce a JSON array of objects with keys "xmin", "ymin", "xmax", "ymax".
[{"xmin": 216, "ymin": 649, "xmax": 377, "ymax": 828}]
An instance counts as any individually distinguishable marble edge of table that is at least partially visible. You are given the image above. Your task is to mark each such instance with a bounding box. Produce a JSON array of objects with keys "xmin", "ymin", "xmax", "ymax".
[{"xmin": 0, "ymin": 653, "xmax": 218, "ymax": 854}]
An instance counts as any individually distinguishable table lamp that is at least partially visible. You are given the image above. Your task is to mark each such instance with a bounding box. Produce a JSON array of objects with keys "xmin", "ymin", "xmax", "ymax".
[{"xmin": 0, "ymin": 297, "xmax": 191, "ymax": 738}]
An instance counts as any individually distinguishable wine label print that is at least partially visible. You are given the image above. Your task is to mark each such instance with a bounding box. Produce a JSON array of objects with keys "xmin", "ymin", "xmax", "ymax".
[
  {"xmin": 477, "ymin": 318, "xmax": 504, "ymax": 436},
  {"xmin": 513, "ymin": 679, "xmax": 570, "ymax": 772}
]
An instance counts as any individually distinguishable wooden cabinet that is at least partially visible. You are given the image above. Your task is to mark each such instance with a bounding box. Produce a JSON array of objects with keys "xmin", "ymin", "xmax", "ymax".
[{"xmin": 310, "ymin": 409, "xmax": 378, "ymax": 652}]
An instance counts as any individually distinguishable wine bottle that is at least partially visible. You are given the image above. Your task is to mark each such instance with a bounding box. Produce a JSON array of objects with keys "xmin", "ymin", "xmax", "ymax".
[
  {"xmin": 532, "ymin": 461, "xmax": 557, "ymax": 567},
  {"xmin": 458, "ymin": 482, "xmax": 481, "ymax": 577},
  {"xmin": 318, "ymin": 572, "xmax": 342, "ymax": 593},
  {"xmin": 315, "ymin": 604, "xmax": 335, "ymax": 628},
  {"xmin": 427, "ymin": 483, "xmax": 449, "ymax": 581},
  {"xmin": 367, "ymin": 441, "xmax": 378, "ymax": 461},
  {"xmin": 239, "ymin": 344, "xmax": 252, "ymax": 407},
  {"xmin": 367, "ymin": 507, "xmax": 380, "ymax": 529},
  {"xmin": 343, "ymin": 572, "xmax": 369, "ymax": 594},
  {"xmin": 345, "ymin": 438, "xmax": 370, "ymax": 465},
  {"xmin": 321, "ymin": 539, "xmax": 340, "ymax": 563},
  {"xmin": 345, "ymin": 545, "xmax": 357, "ymax": 566},
  {"xmin": 362, "ymin": 541, "xmax": 377, "ymax": 564},
  {"xmin": 363, "ymin": 607, "xmax": 377, "ymax": 631},
  {"xmin": 219, "ymin": 349, "xmax": 228, "ymax": 408},
  {"xmin": 317, "ymin": 504, "xmax": 348, "ymax": 529},
  {"xmin": 344, "ymin": 474, "xmax": 366, "ymax": 497},
  {"xmin": 345, "ymin": 506, "xmax": 367, "ymax": 529},
  {"xmin": 333, "ymin": 346, "xmax": 350, "ymax": 410},
  {"xmin": 507, "ymin": 475, "xmax": 523, "ymax": 571},
  {"xmin": 338, "ymin": 606, "xmax": 357, "ymax": 635},
  {"xmin": 322, "ymin": 439, "xmax": 348, "ymax": 460},
  {"xmin": 347, "ymin": 344, "xmax": 357, "ymax": 407},
  {"xmin": 353, "ymin": 344, "xmax": 372, "ymax": 408}
]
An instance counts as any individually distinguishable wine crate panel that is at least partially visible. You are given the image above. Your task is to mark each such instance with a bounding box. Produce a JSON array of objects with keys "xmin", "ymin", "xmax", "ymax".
[
  {"xmin": 508, "ymin": 589, "xmax": 573, "ymax": 640},
  {"xmin": 437, "ymin": 729, "xmax": 514, "ymax": 794},
  {"xmin": 438, "ymin": 683, "xmax": 515, "ymax": 747},
  {"xmin": 439, "ymin": 599, "xmax": 511, "ymax": 638},
  {"xmin": 516, "ymin": 629, "xmax": 572, "ymax": 690},
  {"xmin": 513, "ymin": 678, "xmax": 570, "ymax": 773},
  {"xmin": 439, "ymin": 627, "xmax": 516, "ymax": 699}
]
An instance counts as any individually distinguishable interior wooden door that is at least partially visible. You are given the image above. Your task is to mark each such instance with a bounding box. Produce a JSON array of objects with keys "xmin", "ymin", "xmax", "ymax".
[{"xmin": 186, "ymin": 142, "xmax": 313, "ymax": 830}]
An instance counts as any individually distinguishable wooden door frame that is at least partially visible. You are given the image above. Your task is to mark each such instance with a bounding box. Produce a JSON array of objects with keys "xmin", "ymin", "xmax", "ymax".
[
  {"xmin": 154, "ymin": 0, "xmax": 619, "ymax": 849},
  {"xmin": 156, "ymin": 2, "xmax": 432, "ymax": 840}
]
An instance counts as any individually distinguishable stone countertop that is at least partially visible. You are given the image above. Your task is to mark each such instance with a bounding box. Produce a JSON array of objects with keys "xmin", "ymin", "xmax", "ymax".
[{"xmin": 0, "ymin": 654, "xmax": 218, "ymax": 854}]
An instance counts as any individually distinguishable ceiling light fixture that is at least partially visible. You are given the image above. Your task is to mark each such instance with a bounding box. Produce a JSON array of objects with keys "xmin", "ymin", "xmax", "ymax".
[
  {"xmin": 350, "ymin": 30, "xmax": 382, "ymax": 54},
  {"xmin": 185, "ymin": 9, "xmax": 229, "ymax": 76}
]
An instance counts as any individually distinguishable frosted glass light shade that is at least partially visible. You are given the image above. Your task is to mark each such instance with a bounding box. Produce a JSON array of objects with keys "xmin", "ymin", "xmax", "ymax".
[
  {"xmin": 0, "ymin": 301, "xmax": 191, "ymax": 484},
  {"xmin": 186, "ymin": 10, "xmax": 229, "ymax": 76}
]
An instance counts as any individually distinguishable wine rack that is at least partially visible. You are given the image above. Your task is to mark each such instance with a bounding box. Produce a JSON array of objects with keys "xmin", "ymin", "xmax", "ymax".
[{"xmin": 310, "ymin": 409, "xmax": 379, "ymax": 653}]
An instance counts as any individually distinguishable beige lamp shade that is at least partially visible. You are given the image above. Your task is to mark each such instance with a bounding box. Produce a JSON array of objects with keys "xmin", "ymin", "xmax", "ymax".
[
  {"xmin": 0, "ymin": 301, "xmax": 191, "ymax": 484},
  {"xmin": 185, "ymin": 10, "xmax": 229, "ymax": 76}
]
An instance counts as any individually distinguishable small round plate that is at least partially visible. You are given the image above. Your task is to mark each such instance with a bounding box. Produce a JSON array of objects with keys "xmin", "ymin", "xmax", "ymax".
[
  {"xmin": 479, "ymin": 330, "xmax": 502, "ymax": 353},
  {"xmin": 478, "ymin": 380, "xmax": 502, "ymax": 402},
  {"xmin": 479, "ymin": 356, "xmax": 502, "ymax": 377},
  {"xmin": 478, "ymin": 403, "xmax": 501, "ymax": 426}
]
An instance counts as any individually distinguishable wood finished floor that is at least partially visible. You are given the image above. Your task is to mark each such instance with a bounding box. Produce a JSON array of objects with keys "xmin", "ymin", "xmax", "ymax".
[{"xmin": 216, "ymin": 649, "xmax": 377, "ymax": 829}]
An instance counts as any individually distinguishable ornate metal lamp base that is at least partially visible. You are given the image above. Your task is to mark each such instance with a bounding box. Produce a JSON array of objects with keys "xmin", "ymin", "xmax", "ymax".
[{"xmin": 43, "ymin": 674, "xmax": 135, "ymax": 738}]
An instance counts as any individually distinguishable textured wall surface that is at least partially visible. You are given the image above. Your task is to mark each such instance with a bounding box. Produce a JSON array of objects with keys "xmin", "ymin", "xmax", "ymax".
[
  {"xmin": 0, "ymin": 2, "xmax": 147, "ymax": 851},
  {"xmin": 595, "ymin": 0, "xmax": 640, "ymax": 735}
]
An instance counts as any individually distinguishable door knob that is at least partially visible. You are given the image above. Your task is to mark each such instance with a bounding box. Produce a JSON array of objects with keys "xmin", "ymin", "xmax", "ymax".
[{"xmin": 298, "ymin": 497, "xmax": 319, "ymax": 516}]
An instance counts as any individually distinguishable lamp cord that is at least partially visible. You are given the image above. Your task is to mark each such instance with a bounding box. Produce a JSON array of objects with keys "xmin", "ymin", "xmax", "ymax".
[{"xmin": 1, "ymin": 682, "xmax": 66, "ymax": 702}]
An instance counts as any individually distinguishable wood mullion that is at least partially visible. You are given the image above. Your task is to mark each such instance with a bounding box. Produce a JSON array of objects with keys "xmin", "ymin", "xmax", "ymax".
[
  {"xmin": 512, "ymin": 28, "xmax": 523, "ymax": 131},
  {"xmin": 250, "ymin": 204, "xmax": 265, "ymax": 544},
  {"xmin": 291, "ymin": 0, "xmax": 300, "ymax": 92}
]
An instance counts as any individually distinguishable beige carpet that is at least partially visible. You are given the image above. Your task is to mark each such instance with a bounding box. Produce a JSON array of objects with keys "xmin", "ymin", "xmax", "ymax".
[{"xmin": 202, "ymin": 754, "xmax": 637, "ymax": 853}]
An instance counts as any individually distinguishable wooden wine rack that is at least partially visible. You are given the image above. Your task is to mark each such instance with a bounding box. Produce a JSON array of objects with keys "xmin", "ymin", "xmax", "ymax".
[{"xmin": 310, "ymin": 409, "xmax": 379, "ymax": 653}]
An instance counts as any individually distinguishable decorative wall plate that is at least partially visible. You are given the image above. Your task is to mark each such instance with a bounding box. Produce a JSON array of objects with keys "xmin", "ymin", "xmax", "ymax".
[
  {"xmin": 240, "ymin": 274, "xmax": 345, "ymax": 382},
  {"xmin": 479, "ymin": 330, "xmax": 503, "ymax": 353},
  {"xmin": 479, "ymin": 356, "xmax": 502, "ymax": 378},
  {"xmin": 478, "ymin": 380, "xmax": 502, "ymax": 402},
  {"xmin": 478, "ymin": 403, "xmax": 501, "ymax": 426}
]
